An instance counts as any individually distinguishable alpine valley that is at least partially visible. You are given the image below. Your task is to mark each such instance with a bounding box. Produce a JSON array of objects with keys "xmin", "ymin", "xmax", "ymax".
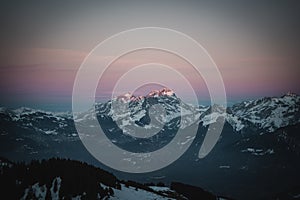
[{"xmin": 1, "ymin": 89, "xmax": 300, "ymax": 200}]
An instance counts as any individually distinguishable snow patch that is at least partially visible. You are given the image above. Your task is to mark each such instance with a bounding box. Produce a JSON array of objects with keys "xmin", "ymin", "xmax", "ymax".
[{"xmin": 110, "ymin": 184, "xmax": 174, "ymax": 200}]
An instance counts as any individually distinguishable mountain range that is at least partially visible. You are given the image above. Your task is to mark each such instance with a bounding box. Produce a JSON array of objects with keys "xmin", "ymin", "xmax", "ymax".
[{"xmin": 0, "ymin": 89, "xmax": 300, "ymax": 199}]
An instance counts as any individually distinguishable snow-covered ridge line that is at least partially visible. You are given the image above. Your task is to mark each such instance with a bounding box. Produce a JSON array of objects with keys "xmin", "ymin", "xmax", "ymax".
[
  {"xmin": 115, "ymin": 88, "xmax": 175, "ymax": 102},
  {"xmin": 1, "ymin": 92, "xmax": 299, "ymax": 134},
  {"xmin": 231, "ymin": 92, "xmax": 300, "ymax": 132},
  {"xmin": 0, "ymin": 106, "xmax": 72, "ymax": 120}
]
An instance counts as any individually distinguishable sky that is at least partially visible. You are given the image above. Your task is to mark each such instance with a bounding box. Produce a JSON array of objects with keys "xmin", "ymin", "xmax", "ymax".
[{"xmin": 0, "ymin": 0, "xmax": 299, "ymax": 111}]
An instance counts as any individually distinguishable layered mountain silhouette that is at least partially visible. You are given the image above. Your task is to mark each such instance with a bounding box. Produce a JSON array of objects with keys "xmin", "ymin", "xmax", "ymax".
[{"xmin": 0, "ymin": 90, "xmax": 299, "ymax": 199}]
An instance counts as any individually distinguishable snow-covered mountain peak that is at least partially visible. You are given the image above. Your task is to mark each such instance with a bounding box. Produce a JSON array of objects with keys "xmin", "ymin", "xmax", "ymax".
[
  {"xmin": 113, "ymin": 88, "xmax": 176, "ymax": 103},
  {"xmin": 147, "ymin": 88, "xmax": 175, "ymax": 98},
  {"xmin": 282, "ymin": 91, "xmax": 298, "ymax": 98},
  {"xmin": 232, "ymin": 93, "xmax": 300, "ymax": 132},
  {"xmin": 114, "ymin": 88, "xmax": 175, "ymax": 103},
  {"xmin": 116, "ymin": 92, "xmax": 142, "ymax": 103},
  {"xmin": 99, "ymin": 88, "xmax": 203, "ymax": 132}
]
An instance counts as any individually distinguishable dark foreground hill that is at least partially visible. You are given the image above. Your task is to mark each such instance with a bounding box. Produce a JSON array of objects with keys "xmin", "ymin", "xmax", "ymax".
[{"xmin": 0, "ymin": 157, "xmax": 228, "ymax": 200}]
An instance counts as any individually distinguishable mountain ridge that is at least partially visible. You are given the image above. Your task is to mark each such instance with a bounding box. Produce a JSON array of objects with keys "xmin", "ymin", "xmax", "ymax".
[
  {"xmin": 1, "ymin": 92, "xmax": 299, "ymax": 135},
  {"xmin": 0, "ymin": 92, "xmax": 299, "ymax": 200}
]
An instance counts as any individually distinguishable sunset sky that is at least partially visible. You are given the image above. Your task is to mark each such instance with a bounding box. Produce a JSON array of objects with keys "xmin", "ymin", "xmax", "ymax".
[{"xmin": 0, "ymin": 0, "xmax": 299, "ymax": 111}]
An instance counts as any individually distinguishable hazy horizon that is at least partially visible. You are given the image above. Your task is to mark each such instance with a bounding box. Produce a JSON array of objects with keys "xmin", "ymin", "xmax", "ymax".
[{"xmin": 1, "ymin": 90, "xmax": 297, "ymax": 112}]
